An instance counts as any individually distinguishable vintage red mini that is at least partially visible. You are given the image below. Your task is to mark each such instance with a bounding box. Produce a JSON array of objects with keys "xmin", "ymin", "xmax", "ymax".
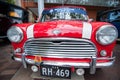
[{"xmin": 7, "ymin": 6, "xmax": 118, "ymax": 78}]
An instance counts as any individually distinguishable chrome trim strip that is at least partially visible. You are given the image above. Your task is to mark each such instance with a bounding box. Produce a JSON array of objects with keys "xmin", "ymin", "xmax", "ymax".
[
  {"xmin": 14, "ymin": 57, "xmax": 22, "ymax": 62},
  {"xmin": 24, "ymin": 37, "xmax": 92, "ymax": 42}
]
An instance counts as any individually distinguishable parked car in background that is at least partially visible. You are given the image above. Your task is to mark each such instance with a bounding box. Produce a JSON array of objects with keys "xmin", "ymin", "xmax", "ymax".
[
  {"xmin": 7, "ymin": 6, "xmax": 118, "ymax": 79},
  {"xmin": 96, "ymin": 8, "xmax": 120, "ymax": 38},
  {"xmin": 0, "ymin": 1, "xmax": 28, "ymax": 40},
  {"xmin": 0, "ymin": 14, "xmax": 12, "ymax": 39}
]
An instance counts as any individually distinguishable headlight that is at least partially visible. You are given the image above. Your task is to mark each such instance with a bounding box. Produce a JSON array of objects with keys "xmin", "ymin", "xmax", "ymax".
[
  {"xmin": 7, "ymin": 26, "xmax": 23, "ymax": 42},
  {"xmin": 96, "ymin": 25, "xmax": 118, "ymax": 45}
]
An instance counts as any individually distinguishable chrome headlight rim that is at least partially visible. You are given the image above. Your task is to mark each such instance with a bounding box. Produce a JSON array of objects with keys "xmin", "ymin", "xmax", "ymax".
[
  {"xmin": 96, "ymin": 25, "xmax": 118, "ymax": 45},
  {"xmin": 7, "ymin": 26, "xmax": 23, "ymax": 43}
]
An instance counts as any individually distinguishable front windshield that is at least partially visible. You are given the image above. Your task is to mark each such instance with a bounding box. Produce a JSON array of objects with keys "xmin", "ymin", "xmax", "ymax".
[{"xmin": 41, "ymin": 7, "xmax": 88, "ymax": 22}]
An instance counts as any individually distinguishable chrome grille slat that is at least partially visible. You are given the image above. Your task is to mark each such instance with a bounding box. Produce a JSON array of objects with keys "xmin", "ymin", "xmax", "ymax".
[
  {"xmin": 26, "ymin": 54, "xmax": 94, "ymax": 58},
  {"xmin": 26, "ymin": 51, "xmax": 96, "ymax": 54},
  {"xmin": 26, "ymin": 44, "xmax": 92, "ymax": 47},
  {"xmin": 27, "ymin": 52, "xmax": 96, "ymax": 55},
  {"xmin": 25, "ymin": 49, "xmax": 95, "ymax": 52},
  {"xmin": 27, "ymin": 42, "xmax": 89, "ymax": 45},
  {"xmin": 25, "ymin": 46, "xmax": 95, "ymax": 49},
  {"xmin": 24, "ymin": 38, "xmax": 97, "ymax": 58}
]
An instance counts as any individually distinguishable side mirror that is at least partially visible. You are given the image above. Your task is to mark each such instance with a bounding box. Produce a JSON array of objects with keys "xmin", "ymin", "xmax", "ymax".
[
  {"xmin": 89, "ymin": 18, "xmax": 94, "ymax": 22},
  {"xmin": 34, "ymin": 18, "xmax": 41, "ymax": 23},
  {"xmin": 34, "ymin": 20, "xmax": 38, "ymax": 23}
]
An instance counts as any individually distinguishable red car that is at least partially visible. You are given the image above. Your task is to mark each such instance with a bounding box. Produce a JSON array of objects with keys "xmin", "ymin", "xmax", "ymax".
[{"xmin": 7, "ymin": 6, "xmax": 118, "ymax": 79}]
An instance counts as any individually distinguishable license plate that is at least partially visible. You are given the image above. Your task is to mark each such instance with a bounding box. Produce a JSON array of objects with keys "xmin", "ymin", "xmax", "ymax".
[{"xmin": 40, "ymin": 64, "xmax": 71, "ymax": 79}]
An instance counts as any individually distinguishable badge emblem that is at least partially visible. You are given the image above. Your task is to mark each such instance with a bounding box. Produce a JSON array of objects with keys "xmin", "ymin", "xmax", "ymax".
[{"xmin": 52, "ymin": 29, "xmax": 61, "ymax": 36}]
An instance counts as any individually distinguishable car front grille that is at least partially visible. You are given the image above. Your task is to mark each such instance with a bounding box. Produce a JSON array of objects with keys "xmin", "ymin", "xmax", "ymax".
[{"xmin": 24, "ymin": 38, "xmax": 97, "ymax": 58}]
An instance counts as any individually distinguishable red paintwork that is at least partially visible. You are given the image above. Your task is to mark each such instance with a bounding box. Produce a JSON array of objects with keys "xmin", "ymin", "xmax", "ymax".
[
  {"xmin": 11, "ymin": 6, "xmax": 116, "ymax": 64},
  {"xmin": 34, "ymin": 20, "xmax": 83, "ymax": 38}
]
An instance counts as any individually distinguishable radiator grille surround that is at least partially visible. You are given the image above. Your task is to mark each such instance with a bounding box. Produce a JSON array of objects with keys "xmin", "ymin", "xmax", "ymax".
[{"xmin": 24, "ymin": 38, "xmax": 97, "ymax": 58}]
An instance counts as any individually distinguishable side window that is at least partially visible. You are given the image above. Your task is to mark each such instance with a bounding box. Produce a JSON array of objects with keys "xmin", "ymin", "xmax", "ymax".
[
  {"xmin": 41, "ymin": 14, "xmax": 51, "ymax": 22},
  {"xmin": 45, "ymin": 14, "xmax": 51, "ymax": 21}
]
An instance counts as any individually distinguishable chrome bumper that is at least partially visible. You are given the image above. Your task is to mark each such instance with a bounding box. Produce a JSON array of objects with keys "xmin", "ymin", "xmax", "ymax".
[
  {"xmin": 41, "ymin": 60, "xmax": 114, "ymax": 68},
  {"xmin": 14, "ymin": 54, "xmax": 115, "ymax": 74}
]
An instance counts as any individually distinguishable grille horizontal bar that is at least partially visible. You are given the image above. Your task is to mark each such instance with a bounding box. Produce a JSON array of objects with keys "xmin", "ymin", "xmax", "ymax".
[{"xmin": 24, "ymin": 38, "xmax": 97, "ymax": 58}]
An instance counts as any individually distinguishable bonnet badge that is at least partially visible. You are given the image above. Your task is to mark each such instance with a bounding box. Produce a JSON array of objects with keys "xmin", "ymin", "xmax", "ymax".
[{"xmin": 52, "ymin": 29, "xmax": 61, "ymax": 36}]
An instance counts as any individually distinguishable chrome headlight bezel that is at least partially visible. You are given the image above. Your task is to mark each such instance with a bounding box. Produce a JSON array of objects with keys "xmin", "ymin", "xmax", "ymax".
[
  {"xmin": 96, "ymin": 25, "xmax": 118, "ymax": 45},
  {"xmin": 7, "ymin": 26, "xmax": 23, "ymax": 43}
]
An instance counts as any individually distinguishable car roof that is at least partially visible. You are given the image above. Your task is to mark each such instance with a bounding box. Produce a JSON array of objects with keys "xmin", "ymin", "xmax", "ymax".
[{"xmin": 44, "ymin": 6, "xmax": 86, "ymax": 11}]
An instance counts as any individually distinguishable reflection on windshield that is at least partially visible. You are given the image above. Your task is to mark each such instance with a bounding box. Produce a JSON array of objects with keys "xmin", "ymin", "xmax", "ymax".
[
  {"xmin": 41, "ymin": 7, "xmax": 88, "ymax": 22},
  {"xmin": 43, "ymin": 12, "xmax": 88, "ymax": 22},
  {"xmin": 43, "ymin": 12, "xmax": 88, "ymax": 21}
]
